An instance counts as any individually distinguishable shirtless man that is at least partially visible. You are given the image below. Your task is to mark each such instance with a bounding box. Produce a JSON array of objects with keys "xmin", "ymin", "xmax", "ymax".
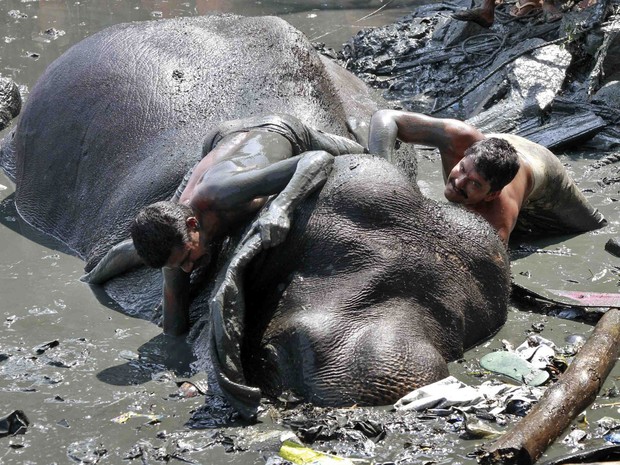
[
  {"xmin": 84, "ymin": 114, "xmax": 365, "ymax": 335},
  {"xmin": 368, "ymin": 110, "xmax": 606, "ymax": 244}
]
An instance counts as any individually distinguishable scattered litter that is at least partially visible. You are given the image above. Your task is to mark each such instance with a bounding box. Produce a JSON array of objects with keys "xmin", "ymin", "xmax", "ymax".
[
  {"xmin": 279, "ymin": 439, "xmax": 358, "ymax": 465},
  {"xmin": 394, "ymin": 375, "xmax": 543, "ymax": 417},
  {"xmin": 480, "ymin": 351, "xmax": 550, "ymax": 386},
  {"xmin": 57, "ymin": 418, "xmax": 70, "ymax": 428},
  {"xmin": 459, "ymin": 410, "xmax": 503, "ymax": 439},
  {"xmin": 8, "ymin": 10, "xmax": 28, "ymax": 18},
  {"xmin": 67, "ymin": 438, "xmax": 107, "ymax": 464},
  {"xmin": 562, "ymin": 428, "xmax": 588, "ymax": 448},
  {"xmin": 42, "ymin": 28, "xmax": 65, "ymax": 39},
  {"xmin": 598, "ymin": 416, "xmax": 620, "ymax": 430},
  {"xmin": 34, "ymin": 340, "xmax": 60, "ymax": 355},
  {"xmin": 4, "ymin": 315, "xmax": 17, "ymax": 328},
  {"xmin": 0, "ymin": 410, "xmax": 29, "ymax": 437},
  {"xmin": 551, "ymin": 307, "xmax": 587, "ymax": 321},
  {"xmin": 604, "ymin": 432, "xmax": 620, "ymax": 444},
  {"xmin": 395, "ymin": 376, "xmax": 485, "ymax": 411},
  {"xmin": 170, "ymin": 379, "xmax": 208, "ymax": 399},
  {"xmin": 605, "ymin": 238, "xmax": 620, "ymax": 257},
  {"xmin": 111, "ymin": 411, "xmax": 163, "ymax": 425},
  {"xmin": 515, "ymin": 335, "xmax": 556, "ymax": 369}
]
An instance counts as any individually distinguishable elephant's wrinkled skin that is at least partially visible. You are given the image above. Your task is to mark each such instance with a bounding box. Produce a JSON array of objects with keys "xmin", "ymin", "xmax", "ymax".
[{"xmin": 0, "ymin": 15, "xmax": 509, "ymax": 413}]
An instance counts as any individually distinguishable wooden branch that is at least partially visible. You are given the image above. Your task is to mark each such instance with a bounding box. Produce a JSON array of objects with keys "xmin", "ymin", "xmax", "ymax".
[{"xmin": 477, "ymin": 308, "xmax": 620, "ymax": 465}]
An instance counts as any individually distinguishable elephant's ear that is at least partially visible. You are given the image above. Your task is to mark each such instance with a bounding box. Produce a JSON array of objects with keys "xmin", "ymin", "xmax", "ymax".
[{"xmin": 204, "ymin": 231, "xmax": 265, "ymax": 420}]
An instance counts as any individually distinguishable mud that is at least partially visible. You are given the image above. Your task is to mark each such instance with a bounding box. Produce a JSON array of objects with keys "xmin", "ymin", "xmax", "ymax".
[{"xmin": 1, "ymin": 0, "xmax": 620, "ymax": 464}]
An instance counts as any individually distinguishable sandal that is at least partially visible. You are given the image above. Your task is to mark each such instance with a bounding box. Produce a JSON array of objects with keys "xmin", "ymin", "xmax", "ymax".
[{"xmin": 509, "ymin": 0, "xmax": 542, "ymax": 17}]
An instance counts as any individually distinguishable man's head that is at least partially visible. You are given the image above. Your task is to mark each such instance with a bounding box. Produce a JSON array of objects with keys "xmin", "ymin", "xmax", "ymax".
[
  {"xmin": 131, "ymin": 201, "xmax": 207, "ymax": 272},
  {"xmin": 444, "ymin": 137, "xmax": 520, "ymax": 205}
]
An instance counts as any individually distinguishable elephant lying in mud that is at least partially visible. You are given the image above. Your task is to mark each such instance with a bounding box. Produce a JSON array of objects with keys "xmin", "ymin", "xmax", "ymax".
[{"xmin": 0, "ymin": 14, "xmax": 510, "ymax": 418}]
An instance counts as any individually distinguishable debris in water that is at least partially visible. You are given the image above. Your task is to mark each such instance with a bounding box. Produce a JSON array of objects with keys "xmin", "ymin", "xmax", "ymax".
[
  {"xmin": 0, "ymin": 410, "xmax": 30, "ymax": 437},
  {"xmin": 480, "ymin": 351, "xmax": 550, "ymax": 386},
  {"xmin": 111, "ymin": 411, "xmax": 163, "ymax": 425},
  {"xmin": 279, "ymin": 439, "xmax": 357, "ymax": 465}
]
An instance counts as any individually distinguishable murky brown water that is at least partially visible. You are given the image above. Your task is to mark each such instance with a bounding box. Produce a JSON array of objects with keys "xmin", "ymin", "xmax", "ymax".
[{"xmin": 1, "ymin": 1, "xmax": 619, "ymax": 464}]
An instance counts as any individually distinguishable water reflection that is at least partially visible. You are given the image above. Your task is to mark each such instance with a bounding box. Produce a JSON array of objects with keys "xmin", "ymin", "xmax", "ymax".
[{"xmin": 97, "ymin": 333, "xmax": 196, "ymax": 385}]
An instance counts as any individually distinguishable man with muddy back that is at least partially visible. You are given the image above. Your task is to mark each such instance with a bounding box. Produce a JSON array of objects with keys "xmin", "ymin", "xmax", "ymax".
[
  {"xmin": 84, "ymin": 114, "xmax": 365, "ymax": 335},
  {"xmin": 368, "ymin": 110, "xmax": 606, "ymax": 244}
]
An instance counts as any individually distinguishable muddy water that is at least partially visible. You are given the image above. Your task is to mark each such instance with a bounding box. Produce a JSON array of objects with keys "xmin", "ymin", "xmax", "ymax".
[{"xmin": 1, "ymin": 1, "xmax": 619, "ymax": 464}]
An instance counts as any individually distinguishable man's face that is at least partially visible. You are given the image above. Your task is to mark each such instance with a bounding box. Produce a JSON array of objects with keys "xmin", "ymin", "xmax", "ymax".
[
  {"xmin": 164, "ymin": 218, "xmax": 209, "ymax": 273},
  {"xmin": 444, "ymin": 156, "xmax": 496, "ymax": 205}
]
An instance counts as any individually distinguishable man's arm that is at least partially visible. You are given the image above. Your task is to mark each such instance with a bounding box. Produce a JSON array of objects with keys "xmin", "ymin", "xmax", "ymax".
[
  {"xmin": 195, "ymin": 150, "xmax": 334, "ymax": 248},
  {"xmin": 191, "ymin": 151, "xmax": 333, "ymax": 212},
  {"xmin": 81, "ymin": 239, "xmax": 143, "ymax": 284},
  {"xmin": 162, "ymin": 266, "xmax": 191, "ymax": 336},
  {"xmin": 368, "ymin": 110, "xmax": 485, "ymax": 170}
]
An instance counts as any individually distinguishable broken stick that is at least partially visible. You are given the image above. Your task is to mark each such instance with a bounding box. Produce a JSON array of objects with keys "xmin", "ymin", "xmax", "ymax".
[{"xmin": 477, "ymin": 308, "xmax": 620, "ymax": 465}]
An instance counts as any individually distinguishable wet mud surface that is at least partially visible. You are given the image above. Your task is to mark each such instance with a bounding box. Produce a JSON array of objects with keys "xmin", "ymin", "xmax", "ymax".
[{"xmin": 1, "ymin": 1, "xmax": 620, "ymax": 464}]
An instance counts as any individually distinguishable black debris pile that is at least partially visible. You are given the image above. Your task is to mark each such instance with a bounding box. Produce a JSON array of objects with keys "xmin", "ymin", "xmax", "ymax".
[{"xmin": 337, "ymin": 0, "xmax": 620, "ymax": 150}]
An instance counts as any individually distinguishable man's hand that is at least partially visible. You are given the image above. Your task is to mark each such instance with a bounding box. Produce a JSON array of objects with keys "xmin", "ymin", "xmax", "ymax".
[
  {"xmin": 250, "ymin": 202, "xmax": 291, "ymax": 249},
  {"xmin": 258, "ymin": 202, "xmax": 291, "ymax": 249}
]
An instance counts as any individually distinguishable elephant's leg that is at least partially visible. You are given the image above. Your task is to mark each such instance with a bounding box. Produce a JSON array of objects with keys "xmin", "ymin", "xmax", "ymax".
[{"xmin": 81, "ymin": 238, "xmax": 143, "ymax": 284}]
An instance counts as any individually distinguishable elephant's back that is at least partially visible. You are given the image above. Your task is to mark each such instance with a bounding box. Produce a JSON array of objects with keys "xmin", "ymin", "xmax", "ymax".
[{"xmin": 12, "ymin": 15, "xmax": 358, "ymax": 264}]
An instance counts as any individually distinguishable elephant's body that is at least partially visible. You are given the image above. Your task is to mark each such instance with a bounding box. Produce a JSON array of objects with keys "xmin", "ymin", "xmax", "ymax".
[{"xmin": 1, "ymin": 15, "xmax": 509, "ymax": 412}]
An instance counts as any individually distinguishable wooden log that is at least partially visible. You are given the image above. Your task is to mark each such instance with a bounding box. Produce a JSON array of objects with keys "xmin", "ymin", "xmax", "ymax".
[{"xmin": 477, "ymin": 308, "xmax": 620, "ymax": 465}]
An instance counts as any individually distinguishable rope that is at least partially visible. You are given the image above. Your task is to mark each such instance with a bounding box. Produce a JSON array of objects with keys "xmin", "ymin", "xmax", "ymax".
[{"xmin": 430, "ymin": 32, "xmax": 577, "ymax": 114}]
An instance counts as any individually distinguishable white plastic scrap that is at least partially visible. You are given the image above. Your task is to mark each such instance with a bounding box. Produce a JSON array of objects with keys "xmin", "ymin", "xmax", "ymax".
[
  {"xmin": 394, "ymin": 376, "xmax": 544, "ymax": 414},
  {"xmin": 515, "ymin": 335, "xmax": 557, "ymax": 369}
]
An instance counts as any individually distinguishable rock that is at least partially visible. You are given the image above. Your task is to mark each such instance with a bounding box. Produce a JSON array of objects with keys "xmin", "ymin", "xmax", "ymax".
[
  {"xmin": 592, "ymin": 80, "xmax": 620, "ymax": 107},
  {"xmin": 0, "ymin": 76, "xmax": 21, "ymax": 131}
]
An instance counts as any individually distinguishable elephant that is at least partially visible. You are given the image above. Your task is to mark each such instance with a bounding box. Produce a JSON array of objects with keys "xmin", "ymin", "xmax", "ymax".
[{"xmin": 0, "ymin": 14, "xmax": 510, "ymax": 419}]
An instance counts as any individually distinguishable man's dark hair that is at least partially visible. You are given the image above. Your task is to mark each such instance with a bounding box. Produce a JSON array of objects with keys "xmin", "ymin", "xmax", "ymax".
[
  {"xmin": 465, "ymin": 137, "xmax": 520, "ymax": 192},
  {"xmin": 130, "ymin": 201, "xmax": 193, "ymax": 268}
]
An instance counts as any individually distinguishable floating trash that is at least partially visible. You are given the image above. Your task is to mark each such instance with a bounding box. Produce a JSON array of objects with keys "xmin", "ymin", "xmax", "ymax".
[
  {"xmin": 111, "ymin": 411, "xmax": 163, "ymax": 425},
  {"xmin": 0, "ymin": 410, "xmax": 29, "ymax": 437},
  {"xmin": 604, "ymin": 432, "xmax": 620, "ymax": 444},
  {"xmin": 279, "ymin": 440, "xmax": 358, "ymax": 465},
  {"xmin": 480, "ymin": 351, "xmax": 550, "ymax": 386},
  {"xmin": 67, "ymin": 438, "xmax": 107, "ymax": 464},
  {"xmin": 459, "ymin": 411, "xmax": 503, "ymax": 439}
]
